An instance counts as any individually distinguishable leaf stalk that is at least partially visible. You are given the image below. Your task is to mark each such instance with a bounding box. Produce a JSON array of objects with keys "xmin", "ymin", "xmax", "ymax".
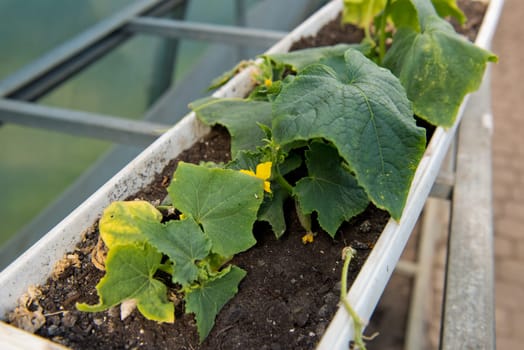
[
  {"xmin": 377, "ymin": 0, "xmax": 392, "ymax": 64},
  {"xmin": 341, "ymin": 246, "xmax": 367, "ymax": 350}
]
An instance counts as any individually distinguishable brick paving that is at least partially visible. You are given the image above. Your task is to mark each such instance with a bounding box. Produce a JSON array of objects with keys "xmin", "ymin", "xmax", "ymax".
[{"xmin": 491, "ymin": 0, "xmax": 524, "ymax": 348}]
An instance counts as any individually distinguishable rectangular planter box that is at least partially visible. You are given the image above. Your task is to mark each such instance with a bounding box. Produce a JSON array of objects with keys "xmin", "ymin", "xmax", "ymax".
[{"xmin": 0, "ymin": 0, "xmax": 503, "ymax": 348}]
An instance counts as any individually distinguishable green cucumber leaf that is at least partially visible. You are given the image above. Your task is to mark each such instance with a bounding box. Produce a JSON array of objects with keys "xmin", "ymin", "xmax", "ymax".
[
  {"xmin": 189, "ymin": 97, "xmax": 272, "ymax": 157},
  {"xmin": 77, "ymin": 244, "xmax": 174, "ymax": 323},
  {"xmin": 144, "ymin": 218, "xmax": 211, "ymax": 287},
  {"xmin": 247, "ymin": 79, "xmax": 283, "ymax": 102},
  {"xmin": 99, "ymin": 201, "xmax": 163, "ymax": 248},
  {"xmin": 383, "ymin": 4, "xmax": 497, "ymax": 127},
  {"xmin": 294, "ymin": 142, "xmax": 369, "ymax": 237},
  {"xmin": 273, "ymin": 49, "xmax": 426, "ymax": 219},
  {"xmin": 278, "ymin": 151, "xmax": 303, "ymax": 176},
  {"xmin": 262, "ymin": 43, "xmax": 371, "ymax": 76},
  {"xmin": 432, "ymin": 0, "xmax": 466, "ymax": 24},
  {"xmin": 226, "ymin": 150, "xmax": 265, "ymax": 172},
  {"xmin": 228, "ymin": 152, "xmax": 296, "ymax": 238},
  {"xmin": 185, "ymin": 265, "xmax": 246, "ymax": 342},
  {"xmin": 167, "ymin": 162, "xmax": 264, "ymax": 257},
  {"xmin": 258, "ymin": 183, "xmax": 288, "ymax": 238}
]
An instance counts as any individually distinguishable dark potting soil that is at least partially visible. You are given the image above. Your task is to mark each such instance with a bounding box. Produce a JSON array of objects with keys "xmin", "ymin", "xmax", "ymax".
[{"xmin": 7, "ymin": 1, "xmax": 487, "ymax": 349}]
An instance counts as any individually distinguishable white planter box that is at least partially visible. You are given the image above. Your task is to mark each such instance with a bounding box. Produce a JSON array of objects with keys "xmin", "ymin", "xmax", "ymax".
[{"xmin": 0, "ymin": 0, "xmax": 503, "ymax": 348}]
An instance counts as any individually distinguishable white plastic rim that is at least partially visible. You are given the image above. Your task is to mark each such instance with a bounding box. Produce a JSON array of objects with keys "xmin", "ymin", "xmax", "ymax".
[{"xmin": 0, "ymin": 0, "xmax": 504, "ymax": 349}]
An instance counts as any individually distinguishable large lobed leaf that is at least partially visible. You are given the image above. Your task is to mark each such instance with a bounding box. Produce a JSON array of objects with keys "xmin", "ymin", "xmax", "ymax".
[
  {"xmin": 77, "ymin": 244, "xmax": 174, "ymax": 323},
  {"xmin": 294, "ymin": 142, "xmax": 369, "ymax": 236},
  {"xmin": 383, "ymin": 0, "xmax": 497, "ymax": 127},
  {"xmin": 168, "ymin": 162, "xmax": 264, "ymax": 257},
  {"xmin": 273, "ymin": 49, "xmax": 426, "ymax": 219}
]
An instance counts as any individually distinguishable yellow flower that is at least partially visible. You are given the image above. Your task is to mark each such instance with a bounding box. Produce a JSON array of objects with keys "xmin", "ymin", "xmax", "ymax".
[
  {"xmin": 302, "ymin": 232, "xmax": 315, "ymax": 244},
  {"xmin": 239, "ymin": 162, "xmax": 272, "ymax": 193},
  {"xmin": 264, "ymin": 78, "xmax": 272, "ymax": 88}
]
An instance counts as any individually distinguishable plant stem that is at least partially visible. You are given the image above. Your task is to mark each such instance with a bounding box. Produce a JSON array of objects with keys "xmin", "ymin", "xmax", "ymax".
[
  {"xmin": 274, "ymin": 171, "xmax": 294, "ymax": 195},
  {"xmin": 377, "ymin": 0, "xmax": 391, "ymax": 64},
  {"xmin": 341, "ymin": 247, "xmax": 367, "ymax": 350},
  {"xmin": 363, "ymin": 0, "xmax": 377, "ymax": 43}
]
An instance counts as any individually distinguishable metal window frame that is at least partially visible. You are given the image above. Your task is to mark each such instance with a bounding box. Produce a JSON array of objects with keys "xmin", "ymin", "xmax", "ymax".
[{"xmin": 0, "ymin": 0, "xmax": 289, "ymax": 142}]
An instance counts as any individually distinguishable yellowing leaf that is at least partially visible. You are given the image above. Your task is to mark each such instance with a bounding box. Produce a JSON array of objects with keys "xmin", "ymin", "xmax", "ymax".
[
  {"xmin": 432, "ymin": 0, "xmax": 466, "ymax": 24},
  {"xmin": 99, "ymin": 201, "xmax": 163, "ymax": 248},
  {"xmin": 77, "ymin": 244, "xmax": 174, "ymax": 323},
  {"xmin": 342, "ymin": 0, "xmax": 387, "ymax": 28}
]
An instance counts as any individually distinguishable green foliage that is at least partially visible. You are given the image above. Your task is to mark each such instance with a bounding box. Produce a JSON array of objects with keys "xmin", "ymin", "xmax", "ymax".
[
  {"xmin": 257, "ymin": 183, "xmax": 288, "ymax": 238},
  {"xmin": 78, "ymin": 0, "xmax": 497, "ymax": 342},
  {"xmin": 339, "ymin": 0, "xmax": 497, "ymax": 126},
  {"xmin": 273, "ymin": 49, "xmax": 426, "ymax": 219},
  {"xmin": 432, "ymin": 0, "xmax": 466, "ymax": 24},
  {"xmin": 294, "ymin": 142, "xmax": 369, "ymax": 236},
  {"xmin": 382, "ymin": 0, "xmax": 419, "ymax": 31},
  {"xmin": 167, "ymin": 162, "xmax": 264, "ymax": 257},
  {"xmin": 190, "ymin": 98, "xmax": 272, "ymax": 156},
  {"xmin": 383, "ymin": 2, "xmax": 497, "ymax": 126},
  {"xmin": 78, "ymin": 163, "xmax": 264, "ymax": 340},
  {"xmin": 262, "ymin": 43, "xmax": 371, "ymax": 76},
  {"xmin": 185, "ymin": 266, "xmax": 246, "ymax": 342},
  {"xmin": 342, "ymin": 0, "xmax": 465, "ymax": 29},
  {"xmin": 77, "ymin": 244, "xmax": 174, "ymax": 323},
  {"xmin": 151, "ymin": 218, "xmax": 211, "ymax": 287}
]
